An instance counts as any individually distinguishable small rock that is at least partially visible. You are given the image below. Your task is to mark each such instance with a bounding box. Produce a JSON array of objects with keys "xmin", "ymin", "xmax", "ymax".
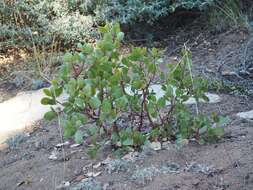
[
  {"xmin": 149, "ymin": 141, "xmax": 162, "ymax": 151},
  {"xmin": 93, "ymin": 162, "xmax": 102, "ymax": 169},
  {"xmin": 186, "ymin": 162, "xmax": 215, "ymax": 175},
  {"xmin": 161, "ymin": 162, "xmax": 181, "ymax": 173},
  {"xmin": 16, "ymin": 181, "xmax": 25, "ymax": 187},
  {"xmin": 122, "ymin": 151, "xmax": 139, "ymax": 162},
  {"xmin": 55, "ymin": 141, "xmax": 70, "ymax": 148},
  {"xmin": 105, "ymin": 159, "xmax": 130, "ymax": 174},
  {"xmin": 237, "ymin": 110, "xmax": 253, "ymax": 120},
  {"xmin": 56, "ymin": 181, "xmax": 70, "ymax": 189},
  {"xmin": 73, "ymin": 175, "xmax": 86, "ymax": 182},
  {"xmin": 162, "ymin": 138, "xmax": 168, "ymax": 142},
  {"xmin": 70, "ymin": 144, "xmax": 81, "ymax": 148},
  {"xmin": 48, "ymin": 151, "xmax": 58, "ymax": 160},
  {"xmin": 132, "ymin": 166, "xmax": 160, "ymax": 186},
  {"xmin": 102, "ymin": 183, "xmax": 110, "ymax": 190},
  {"xmin": 86, "ymin": 171, "xmax": 102, "ymax": 177},
  {"xmin": 222, "ymin": 71, "xmax": 242, "ymax": 79},
  {"xmin": 31, "ymin": 79, "xmax": 49, "ymax": 90},
  {"xmin": 162, "ymin": 141, "xmax": 171, "ymax": 150},
  {"xmin": 102, "ymin": 157, "xmax": 112, "ymax": 165},
  {"xmin": 70, "ymin": 178, "xmax": 102, "ymax": 190}
]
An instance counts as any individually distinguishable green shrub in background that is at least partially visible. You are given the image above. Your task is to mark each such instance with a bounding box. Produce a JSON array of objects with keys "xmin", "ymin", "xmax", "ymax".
[
  {"xmin": 1, "ymin": 0, "xmax": 250, "ymax": 50},
  {"xmin": 94, "ymin": 0, "xmax": 215, "ymax": 24},
  {"xmin": 0, "ymin": 0, "xmax": 97, "ymax": 47},
  {"xmin": 42, "ymin": 23, "xmax": 228, "ymax": 156},
  {"xmin": 0, "ymin": 0, "xmax": 216, "ymax": 48}
]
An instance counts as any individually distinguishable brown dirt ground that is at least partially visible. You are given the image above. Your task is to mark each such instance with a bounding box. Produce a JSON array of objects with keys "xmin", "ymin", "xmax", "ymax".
[{"xmin": 1, "ymin": 25, "xmax": 253, "ymax": 190}]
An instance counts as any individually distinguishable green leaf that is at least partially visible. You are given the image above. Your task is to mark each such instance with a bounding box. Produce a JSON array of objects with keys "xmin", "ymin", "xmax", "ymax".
[
  {"xmin": 98, "ymin": 26, "xmax": 108, "ymax": 33},
  {"xmin": 89, "ymin": 97, "xmax": 101, "ymax": 109},
  {"xmin": 43, "ymin": 89, "xmax": 52, "ymax": 97},
  {"xmin": 87, "ymin": 125, "xmax": 98, "ymax": 136},
  {"xmin": 83, "ymin": 84, "xmax": 92, "ymax": 97},
  {"xmin": 54, "ymin": 87, "xmax": 63, "ymax": 97},
  {"xmin": 217, "ymin": 116, "xmax": 230, "ymax": 126},
  {"xmin": 101, "ymin": 99, "xmax": 111, "ymax": 113},
  {"xmin": 75, "ymin": 113, "xmax": 88, "ymax": 124},
  {"xmin": 157, "ymin": 97, "xmax": 166, "ymax": 108},
  {"xmin": 63, "ymin": 121, "xmax": 76, "ymax": 138},
  {"xmin": 63, "ymin": 52, "xmax": 73, "ymax": 62},
  {"xmin": 209, "ymin": 127, "xmax": 224, "ymax": 138},
  {"xmin": 132, "ymin": 80, "xmax": 143, "ymax": 89},
  {"xmin": 117, "ymin": 32, "xmax": 124, "ymax": 41},
  {"xmin": 41, "ymin": 97, "xmax": 56, "ymax": 105},
  {"xmin": 198, "ymin": 138, "xmax": 205, "ymax": 145},
  {"xmin": 165, "ymin": 85, "xmax": 174, "ymax": 98},
  {"xmin": 199, "ymin": 125, "xmax": 208, "ymax": 135},
  {"xmin": 122, "ymin": 138, "xmax": 134, "ymax": 146},
  {"xmin": 87, "ymin": 146, "xmax": 99, "ymax": 159},
  {"xmin": 44, "ymin": 111, "xmax": 57, "ymax": 121},
  {"xmin": 75, "ymin": 97, "xmax": 85, "ymax": 109},
  {"xmin": 151, "ymin": 48, "xmax": 159, "ymax": 57},
  {"xmin": 82, "ymin": 44, "xmax": 93, "ymax": 54},
  {"xmin": 74, "ymin": 130, "xmax": 83, "ymax": 144},
  {"xmin": 116, "ymin": 96, "xmax": 128, "ymax": 109}
]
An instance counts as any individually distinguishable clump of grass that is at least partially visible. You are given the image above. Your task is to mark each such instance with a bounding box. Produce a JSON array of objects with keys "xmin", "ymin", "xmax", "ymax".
[{"xmin": 208, "ymin": 0, "xmax": 249, "ymax": 32}]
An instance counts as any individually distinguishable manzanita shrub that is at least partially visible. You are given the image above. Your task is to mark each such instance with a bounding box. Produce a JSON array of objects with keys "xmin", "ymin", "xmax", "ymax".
[{"xmin": 41, "ymin": 23, "xmax": 227, "ymax": 155}]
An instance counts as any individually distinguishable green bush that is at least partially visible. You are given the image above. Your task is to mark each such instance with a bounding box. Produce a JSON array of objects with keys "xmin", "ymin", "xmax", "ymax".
[
  {"xmin": 42, "ymin": 23, "xmax": 227, "ymax": 155},
  {"xmin": 0, "ymin": 0, "xmax": 96, "ymax": 47},
  {"xmin": 0, "ymin": 0, "xmax": 216, "ymax": 48},
  {"xmin": 95, "ymin": 0, "xmax": 215, "ymax": 24}
]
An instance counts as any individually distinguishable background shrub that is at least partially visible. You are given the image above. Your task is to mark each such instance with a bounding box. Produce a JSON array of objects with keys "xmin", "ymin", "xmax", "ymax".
[
  {"xmin": 0, "ymin": 0, "xmax": 216, "ymax": 48},
  {"xmin": 1, "ymin": 0, "xmax": 251, "ymax": 50}
]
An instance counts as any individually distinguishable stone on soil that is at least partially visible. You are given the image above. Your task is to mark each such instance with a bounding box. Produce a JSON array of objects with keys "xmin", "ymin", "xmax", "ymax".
[
  {"xmin": 0, "ymin": 88, "xmax": 66, "ymax": 143},
  {"xmin": 237, "ymin": 110, "xmax": 253, "ymax": 120}
]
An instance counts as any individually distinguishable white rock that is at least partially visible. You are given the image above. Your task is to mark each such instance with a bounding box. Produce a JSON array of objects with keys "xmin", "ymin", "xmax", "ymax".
[
  {"xmin": 149, "ymin": 141, "xmax": 162, "ymax": 151},
  {"xmin": 125, "ymin": 84, "xmax": 221, "ymax": 105},
  {"xmin": 48, "ymin": 151, "xmax": 58, "ymax": 160},
  {"xmin": 86, "ymin": 171, "xmax": 102, "ymax": 177},
  {"xmin": 55, "ymin": 141, "xmax": 70, "ymax": 148},
  {"xmin": 0, "ymin": 88, "xmax": 67, "ymax": 143},
  {"xmin": 93, "ymin": 162, "xmax": 102, "ymax": 169},
  {"xmin": 162, "ymin": 141, "xmax": 171, "ymax": 150},
  {"xmin": 237, "ymin": 110, "xmax": 253, "ymax": 120},
  {"xmin": 70, "ymin": 143, "xmax": 81, "ymax": 148},
  {"xmin": 56, "ymin": 181, "xmax": 70, "ymax": 189}
]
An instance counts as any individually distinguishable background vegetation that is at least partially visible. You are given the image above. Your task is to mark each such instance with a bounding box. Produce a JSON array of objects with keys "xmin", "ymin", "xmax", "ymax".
[{"xmin": 1, "ymin": 0, "xmax": 251, "ymax": 49}]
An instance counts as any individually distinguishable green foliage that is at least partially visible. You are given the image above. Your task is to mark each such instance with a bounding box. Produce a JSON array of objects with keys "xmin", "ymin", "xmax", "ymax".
[
  {"xmin": 0, "ymin": 0, "xmax": 96, "ymax": 47},
  {"xmin": 42, "ymin": 23, "xmax": 227, "ymax": 155},
  {"xmin": 0, "ymin": 0, "xmax": 217, "ymax": 48},
  {"xmin": 95, "ymin": 0, "xmax": 215, "ymax": 24},
  {"xmin": 3, "ymin": 0, "xmax": 250, "ymax": 50}
]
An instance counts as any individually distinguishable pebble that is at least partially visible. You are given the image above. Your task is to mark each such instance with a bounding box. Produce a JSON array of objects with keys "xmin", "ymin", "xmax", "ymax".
[
  {"xmin": 149, "ymin": 141, "xmax": 162, "ymax": 151},
  {"xmin": 237, "ymin": 110, "xmax": 253, "ymax": 120},
  {"xmin": 48, "ymin": 151, "xmax": 58, "ymax": 160}
]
